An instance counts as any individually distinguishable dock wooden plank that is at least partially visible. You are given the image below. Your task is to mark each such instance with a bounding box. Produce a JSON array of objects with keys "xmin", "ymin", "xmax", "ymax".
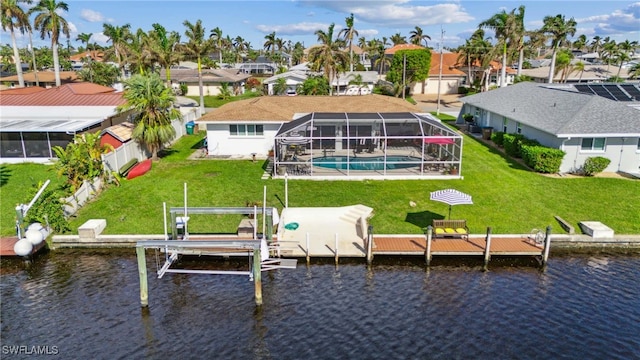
[{"xmin": 373, "ymin": 236, "xmax": 542, "ymax": 256}]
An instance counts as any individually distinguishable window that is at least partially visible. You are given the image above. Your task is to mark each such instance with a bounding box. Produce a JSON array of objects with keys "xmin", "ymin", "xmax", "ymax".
[
  {"xmin": 581, "ymin": 138, "xmax": 606, "ymax": 151},
  {"xmin": 637, "ymin": 138, "xmax": 640, "ymax": 151},
  {"xmin": 502, "ymin": 117, "xmax": 508, "ymax": 133},
  {"xmin": 516, "ymin": 122, "xmax": 522, "ymax": 134},
  {"xmin": 230, "ymin": 124, "xmax": 264, "ymax": 136}
]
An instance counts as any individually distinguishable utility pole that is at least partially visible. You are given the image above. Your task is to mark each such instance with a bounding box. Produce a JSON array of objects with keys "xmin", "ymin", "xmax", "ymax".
[
  {"xmin": 436, "ymin": 26, "xmax": 445, "ymax": 116},
  {"xmin": 402, "ymin": 53, "xmax": 406, "ymax": 100}
]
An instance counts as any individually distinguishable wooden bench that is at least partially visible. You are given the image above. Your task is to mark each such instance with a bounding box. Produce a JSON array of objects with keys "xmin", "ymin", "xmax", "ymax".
[{"xmin": 432, "ymin": 219, "xmax": 469, "ymax": 239}]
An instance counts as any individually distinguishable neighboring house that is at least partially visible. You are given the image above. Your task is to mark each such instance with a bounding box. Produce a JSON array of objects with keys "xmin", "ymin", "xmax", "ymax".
[
  {"xmin": 459, "ymin": 82, "xmax": 640, "ymax": 175},
  {"xmin": 520, "ymin": 64, "xmax": 632, "ymax": 83},
  {"xmin": 169, "ymin": 68, "xmax": 251, "ymax": 97},
  {"xmin": 422, "ymin": 51, "xmax": 467, "ymax": 95},
  {"xmin": 237, "ymin": 55, "xmax": 279, "ymax": 75},
  {"xmin": 0, "ymin": 82, "xmax": 128, "ymax": 163},
  {"xmin": 262, "ymin": 71, "xmax": 309, "ymax": 95},
  {"xmin": 0, "ymin": 70, "xmax": 79, "ymax": 88},
  {"xmin": 332, "ymin": 71, "xmax": 378, "ymax": 95}
]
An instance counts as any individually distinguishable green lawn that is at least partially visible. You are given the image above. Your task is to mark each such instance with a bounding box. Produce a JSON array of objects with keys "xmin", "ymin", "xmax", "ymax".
[
  {"xmin": 2, "ymin": 126, "xmax": 639, "ymax": 237},
  {"xmin": 187, "ymin": 90, "xmax": 262, "ymax": 108}
]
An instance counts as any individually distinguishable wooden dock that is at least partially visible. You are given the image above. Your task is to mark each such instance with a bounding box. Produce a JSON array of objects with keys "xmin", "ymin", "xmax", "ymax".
[
  {"xmin": 373, "ymin": 235, "xmax": 544, "ymax": 256},
  {"xmin": 0, "ymin": 237, "xmax": 47, "ymax": 257}
]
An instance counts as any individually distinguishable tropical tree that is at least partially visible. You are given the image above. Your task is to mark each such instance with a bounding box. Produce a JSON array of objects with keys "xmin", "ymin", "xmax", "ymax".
[
  {"xmin": 30, "ymin": 0, "xmax": 70, "ymax": 87},
  {"xmin": 338, "ymin": 13, "xmax": 358, "ymax": 72},
  {"xmin": 149, "ymin": 23, "xmax": 181, "ymax": 84},
  {"xmin": 102, "ymin": 23, "xmax": 131, "ymax": 79},
  {"xmin": 298, "ymin": 75, "xmax": 329, "ymax": 95},
  {"xmin": 479, "ymin": 7, "xmax": 521, "ymax": 87},
  {"xmin": 385, "ymin": 49, "xmax": 431, "ymax": 96},
  {"xmin": 572, "ymin": 60, "xmax": 585, "ymax": 83},
  {"xmin": 541, "ymin": 14, "xmax": 577, "ymax": 83},
  {"xmin": 77, "ymin": 60, "xmax": 119, "ymax": 86},
  {"xmin": 76, "ymin": 32, "xmax": 92, "ymax": 52},
  {"xmin": 510, "ymin": 6, "xmax": 527, "ymax": 77},
  {"xmin": 553, "ymin": 49, "xmax": 573, "ymax": 82},
  {"xmin": 117, "ymin": 73, "xmax": 182, "ymax": 161},
  {"xmin": 127, "ymin": 28, "xmax": 153, "ymax": 75},
  {"xmin": 1, "ymin": 0, "xmax": 32, "ymax": 87},
  {"xmin": 390, "ymin": 32, "xmax": 406, "ymax": 45},
  {"xmin": 209, "ymin": 26, "xmax": 225, "ymax": 64},
  {"xmin": 628, "ymin": 62, "xmax": 640, "ymax": 80},
  {"xmin": 291, "ymin": 41, "xmax": 304, "ymax": 65},
  {"xmin": 615, "ymin": 40, "xmax": 637, "ymax": 77},
  {"xmin": 409, "ymin": 26, "xmax": 431, "ymax": 47},
  {"xmin": 572, "ymin": 34, "xmax": 587, "ymax": 52},
  {"xmin": 52, "ymin": 132, "xmax": 113, "ymax": 192},
  {"xmin": 273, "ymin": 77, "xmax": 287, "ymax": 95},
  {"xmin": 263, "ymin": 31, "xmax": 277, "ymax": 56},
  {"xmin": 589, "ymin": 35, "xmax": 602, "ymax": 53},
  {"xmin": 307, "ymin": 23, "xmax": 348, "ymax": 95},
  {"xmin": 182, "ymin": 19, "xmax": 213, "ymax": 115}
]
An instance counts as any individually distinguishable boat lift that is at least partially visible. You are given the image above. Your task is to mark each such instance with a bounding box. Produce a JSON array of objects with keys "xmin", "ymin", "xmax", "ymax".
[{"xmin": 135, "ymin": 184, "xmax": 296, "ymax": 307}]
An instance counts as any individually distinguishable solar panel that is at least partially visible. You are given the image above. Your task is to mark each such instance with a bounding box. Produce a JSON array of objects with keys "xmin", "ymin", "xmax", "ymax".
[
  {"xmin": 620, "ymin": 84, "xmax": 640, "ymax": 100},
  {"xmin": 603, "ymin": 85, "xmax": 633, "ymax": 101},
  {"xmin": 574, "ymin": 84, "xmax": 595, "ymax": 94},
  {"xmin": 588, "ymin": 85, "xmax": 617, "ymax": 100}
]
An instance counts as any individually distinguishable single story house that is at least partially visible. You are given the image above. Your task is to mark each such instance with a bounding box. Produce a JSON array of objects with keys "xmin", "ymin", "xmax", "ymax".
[
  {"xmin": 0, "ymin": 82, "xmax": 128, "ymax": 163},
  {"xmin": 459, "ymin": 82, "xmax": 640, "ymax": 175},
  {"xmin": 262, "ymin": 71, "xmax": 310, "ymax": 95},
  {"xmin": 422, "ymin": 51, "xmax": 467, "ymax": 95},
  {"xmin": 196, "ymin": 94, "xmax": 464, "ymax": 179},
  {"xmin": 519, "ymin": 64, "xmax": 632, "ymax": 83},
  {"xmin": 169, "ymin": 68, "xmax": 251, "ymax": 97}
]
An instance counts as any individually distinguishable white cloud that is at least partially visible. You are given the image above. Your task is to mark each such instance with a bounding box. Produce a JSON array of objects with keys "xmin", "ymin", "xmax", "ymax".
[
  {"xmin": 256, "ymin": 22, "xmax": 332, "ymax": 36},
  {"xmin": 577, "ymin": 2, "xmax": 640, "ymax": 37},
  {"xmin": 80, "ymin": 9, "xmax": 105, "ymax": 23},
  {"xmin": 92, "ymin": 32, "xmax": 110, "ymax": 45},
  {"xmin": 68, "ymin": 21, "xmax": 78, "ymax": 35}
]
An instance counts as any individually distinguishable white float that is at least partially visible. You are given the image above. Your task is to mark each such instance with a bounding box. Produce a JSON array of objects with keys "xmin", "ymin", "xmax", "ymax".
[{"xmin": 13, "ymin": 238, "xmax": 34, "ymax": 256}]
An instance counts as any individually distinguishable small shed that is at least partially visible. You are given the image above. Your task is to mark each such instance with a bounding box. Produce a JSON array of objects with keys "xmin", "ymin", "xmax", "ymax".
[{"xmin": 100, "ymin": 122, "xmax": 134, "ymax": 151}]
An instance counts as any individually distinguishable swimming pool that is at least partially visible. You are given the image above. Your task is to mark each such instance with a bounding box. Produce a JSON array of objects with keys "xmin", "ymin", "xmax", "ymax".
[{"xmin": 312, "ymin": 156, "xmax": 421, "ymax": 170}]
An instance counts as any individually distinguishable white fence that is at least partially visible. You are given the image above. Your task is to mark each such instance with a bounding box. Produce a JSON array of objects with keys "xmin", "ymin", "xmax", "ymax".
[
  {"xmin": 63, "ymin": 177, "xmax": 103, "ymax": 217},
  {"xmin": 102, "ymin": 110, "xmax": 198, "ymax": 173}
]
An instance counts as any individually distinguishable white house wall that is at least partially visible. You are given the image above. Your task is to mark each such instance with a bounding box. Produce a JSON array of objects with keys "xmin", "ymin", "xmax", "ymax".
[
  {"xmin": 422, "ymin": 79, "xmax": 461, "ymax": 94},
  {"xmin": 187, "ymin": 84, "xmax": 221, "ymax": 97},
  {"xmin": 205, "ymin": 123, "xmax": 282, "ymax": 156}
]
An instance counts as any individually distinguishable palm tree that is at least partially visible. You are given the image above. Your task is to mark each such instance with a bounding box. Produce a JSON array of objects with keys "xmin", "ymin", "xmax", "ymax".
[
  {"xmin": 390, "ymin": 33, "xmax": 406, "ymax": 45},
  {"xmin": 209, "ymin": 26, "xmax": 224, "ymax": 64},
  {"xmin": 589, "ymin": 35, "xmax": 602, "ymax": 54},
  {"xmin": 76, "ymin": 32, "xmax": 92, "ymax": 52},
  {"xmin": 409, "ymin": 26, "xmax": 431, "ymax": 47},
  {"xmin": 273, "ymin": 77, "xmax": 287, "ymax": 95},
  {"xmin": 126, "ymin": 27, "xmax": 153, "ymax": 75},
  {"xmin": 307, "ymin": 23, "xmax": 348, "ymax": 96},
  {"xmin": 573, "ymin": 60, "xmax": 585, "ymax": 82},
  {"xmin": 510, "ymin": 6, "xmax": 526, "ymax": 77},
  {"xmin": 2, "ymin": 0, "xmax": 32, "ymax": 87},
  {"xmin": 338, "ymin": 13, "xmax": 358, "ymax": 72},
  {"xmin": 263, "ymin": 31, "xmax": 277, "ymax": 56},
  {"xmin": 628, "ymin": 62, "xmax": 640, "ymax": 80},
  {"xmin": 479, "ymin": 8, "xmax": 517, "ymax": 87},
  {"xmin": 541, "ymin": 14, "xmax": 577, "ymax": 84},
  {"xmin": 182, "ymin": 19, "xmax": 213, "ymax": 115},
  {"xmin": 30, "ymin": 0, "xmax": 70, "ymax": 87},
  {"xmin": 117, "ymin": 73, "xmax": 182, "ymax": 161},
  {"xmin": 102, "ymin": 23, "xmax": 131, "ymax": 79},
  {"xmin": 149, "ymin": 23, "xmax": 181, "ymax": 84},
  {"xmin": 615, "ymin": 40, "xmax": 637, "ymax": 77},
  {"xmin": 573, "ymin": 34, "xmax": 587, "ymax": 52}
]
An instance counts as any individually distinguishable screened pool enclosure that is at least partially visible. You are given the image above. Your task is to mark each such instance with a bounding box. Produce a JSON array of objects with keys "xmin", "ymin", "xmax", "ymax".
[{"xmin": 273, "ymin": 112, "xmax": 464, "ymax": 179}]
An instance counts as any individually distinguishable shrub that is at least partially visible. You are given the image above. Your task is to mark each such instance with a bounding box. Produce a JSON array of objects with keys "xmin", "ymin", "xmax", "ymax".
[
  {"xmin": 491, "ymin": 131, "xmax": 505, "ymax": 146},
  {"xmin": 502, "ymin": 133, "xmax": 526, "ymax": 158},
  {"xmin": 245, "ymin": 77, "xmax": 261, "ymax": 90},
  {"xmin": 179, "ymin": 83, "xmax": 188, "ymax": 96},
  {"xmin": 521, "ymin": 145, "xmax": 565, "ymax": 173},
  {"xmin": 582, "ymin": 156, "xmax": 611, "ymax": 176},
  {"xmin": 458, "ymin": 86, "xmax": 469, "ymax": 94}
]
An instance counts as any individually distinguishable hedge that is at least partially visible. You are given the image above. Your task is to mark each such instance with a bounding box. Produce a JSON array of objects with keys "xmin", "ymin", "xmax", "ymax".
[{"xmin": 521, "ymin": 145, "xmax": 565, "ymax": 173}]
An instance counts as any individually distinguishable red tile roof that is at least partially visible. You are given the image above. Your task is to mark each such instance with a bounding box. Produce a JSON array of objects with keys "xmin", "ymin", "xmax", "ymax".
[
  {"xmin": 0, "ymin": 82, "xmax": 125, "ymax": 106},
  {"xmin": 429, "ymin": 51, "xmax": 466, "ymax": 76}
]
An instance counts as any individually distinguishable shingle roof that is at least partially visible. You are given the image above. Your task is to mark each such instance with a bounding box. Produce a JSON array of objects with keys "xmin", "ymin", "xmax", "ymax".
[
  {"xmin": 461, "ymin": 82, "xmax": 640, "ymax": 136},
  {"xmin": 170, "ymin": 68, "xmax": 251, "ymax": 83},
  {"xmin": 198, "ymin": 94, "xmax": 423, "ymax": 122},
  {"xmin": 0, "ymin": 82, "xmax": 125, "ymax": 106}
]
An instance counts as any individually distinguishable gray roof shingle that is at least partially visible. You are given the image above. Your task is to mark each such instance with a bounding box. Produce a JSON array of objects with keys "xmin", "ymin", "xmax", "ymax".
[{"xmin": 461, "ymin": 82, "xmax": 640, "ymax": 136}]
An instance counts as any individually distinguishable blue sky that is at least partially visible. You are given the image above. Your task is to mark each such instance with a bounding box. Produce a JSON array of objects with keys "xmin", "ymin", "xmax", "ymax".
[{"xmin": 5, "ymin": 1, "xmax": 640, "ymax": 50}]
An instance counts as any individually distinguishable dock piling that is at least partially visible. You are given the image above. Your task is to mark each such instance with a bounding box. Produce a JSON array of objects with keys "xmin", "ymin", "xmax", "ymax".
[
  {"xmin": 334, "ymin": 233, "xmax": 339, "ymax": 265},
  {"xmin": 306, "ymin": 233, "xmax": 310, "ymax": 265},
  {"xmin": 253, "ymin": 247, "xmax": 262, "ymax": 306},
  {"xmin": 425, "ymin": 226, "xmax": 433, "ymax": 266},
  {"xmin": 136, "ymin": 246, "xmax": 148, "ymax": 307},
  {"xmin": 366, "ymin": 226, "xmax": 373, "ymax": 265},
  {"xmin": 542, "ymin": 226, "xmax": 552, "ymax": 267},
  {"xmin": 483, "ymin": 227, "xmax": 492, "ymax": 270}
]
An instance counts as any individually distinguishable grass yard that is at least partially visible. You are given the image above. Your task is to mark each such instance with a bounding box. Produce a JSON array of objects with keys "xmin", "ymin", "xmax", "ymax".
[
  {"xmin": 2, "ymin": 126, "xmax": 639, "ymax": 237},
  {"xmin": 187, "ymin": 90, "xmax": 262, "ymax": 108}
]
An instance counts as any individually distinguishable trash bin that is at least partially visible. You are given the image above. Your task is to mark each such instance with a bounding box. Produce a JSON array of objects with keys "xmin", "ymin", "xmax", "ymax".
[
  {"xmin": 482, "ymin": 127, "xmax": 493, "ymax": 140},
  {"xmin": 185, "ymin": 121, "xmax": 195, "ymax": 135}
]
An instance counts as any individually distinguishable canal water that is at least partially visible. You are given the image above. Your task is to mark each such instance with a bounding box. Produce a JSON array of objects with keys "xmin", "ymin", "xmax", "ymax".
[{"xmin": 1, "ymin": 250, "xmax": 639, "ymax": 359}]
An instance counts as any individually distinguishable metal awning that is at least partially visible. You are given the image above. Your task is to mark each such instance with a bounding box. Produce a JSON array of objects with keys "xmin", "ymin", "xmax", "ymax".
[{"xmin": 0, "ymin": 118, "xmax": 103, "ymax": 133}]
